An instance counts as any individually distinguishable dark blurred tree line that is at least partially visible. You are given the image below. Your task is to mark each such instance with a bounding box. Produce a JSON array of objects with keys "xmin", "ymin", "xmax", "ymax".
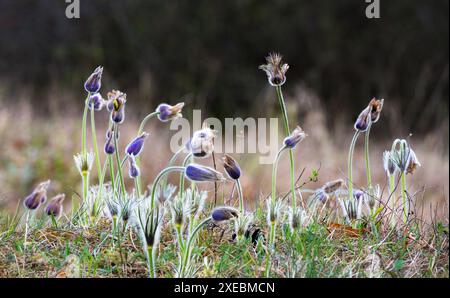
[{"xmin": 0, "ymin": 0, "xmax": 448, "ymax": 136}]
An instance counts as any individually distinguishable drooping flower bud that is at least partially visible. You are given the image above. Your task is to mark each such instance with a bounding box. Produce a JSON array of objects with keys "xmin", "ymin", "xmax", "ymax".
[
  {"xmin": 390, "ymin": 139, "xmax": 420, "ymax": 174},
  {"xmin": 125, "ymin": 132, "xmax": 149, "ymax": 157},
  {"xmin": 128, "ymin": 155, "xmax": 140, "ymax": 178},
  {"xmin": 406, "ymin": 148, "xmax": 421, "ymax": 175},
  {"xmin": 44, "ymin": 194, "xmax": 65, "ymax": 218},
  {"xmin": 321, "ymin": 179, "xmax": 345, "ymax": 194},
  {"xmin": 156, "ymin": 102, "xmax": 185, "ymax": 122},
  {"xmin": 84, "ymin": 66, "xmax": 103, "ymax": 93},
  {"xmin": 88, "ymin": 93, "xmax": 105, "ymax": 111},
  {"xmin": 211, "ymin": 206, "xmax": 239, "ymax": 223},
  {"xmin": 185, "ymin": 164, "xmax": 224, "ymax": 183},
  {"xmin": 354, "ymin": 105, "xmax": 372, "ymax": 132},
  {"xmin": 383, "ymin": 151, "xmax": 396, "ymax": 176},
  {"xmin": 222, "ymin": 154, "xmax": 241, "ymax": 180},
  {"xmin": 104, "ymin": 128, "xmax": 116, "ymax": 155},
  {"xmin": 259, "ymin": 53, "xmax": 289, "ymax": 87},
  {"xmin": 283, "ymin": 126, "xmax": 307, "ymax": 149},
  {"xmin": 23, "ymin": 180, "xmax": 51, "ymax": 210}
]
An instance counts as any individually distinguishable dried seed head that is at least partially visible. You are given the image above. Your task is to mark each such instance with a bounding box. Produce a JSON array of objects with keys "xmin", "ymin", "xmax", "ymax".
[
  {"xmin": 185, "ymin": 163, "xmax": 224, "ymax": 183},
  {"xmin": 222, "ymin": 154, "xmax": 241, "ymax": 180},
  {"xmin": 84, "ymin": 66, "xmax": 103, "ymax": 93},
  {"xmin": 125, "ymin": 132, "xmax": 149, "ymax": 157},
  {"xmin": 188, "ymin": 128, "xmax": 216, "ymax": 158},
  {"xmin": 283, "ymin": 126, "xmax": 307, "ymax": 149},
  {"xmin": 44, "ymin": 194, "xmax": 65, "ymax": 218},
  {"xmin": 259, "ymin": 53, "xmax": 289, "ymax": 87},
  {"xmin": 23, "ymin": 180, "xmax": 51, "ymax": 210},
  {"xmin": 321, "ymin": 179, "xmax": 345, "ymax": 194},
  {"xmin": 368, "ymin": 98, "xmax": 384, "ymax": 123},
  {"xmin": 211, "ymin": 206, "xmax": 239, "ymax": 223},
  {"xmin": 156, "ymin": 102, "xmax": 185, "ymax": 122},
  {"xmin": 74, "ymin": 152, "xmax": 94, "ymax": 176}
]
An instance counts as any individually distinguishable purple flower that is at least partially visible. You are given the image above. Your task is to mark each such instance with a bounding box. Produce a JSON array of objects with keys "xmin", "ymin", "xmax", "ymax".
[
  {"xmin": 84, "ymin": 66, "xmax": 103, "ymax": 93},
  {"xmin": 354, "ymin": 105, "xmax": 371, "ymax": 132},
  {"xmin": 185, "ymin": 164, "xmax": 224, "ymax": 182},
  {"xmin": 283, "ymin": 126, "xmax": 307, "ymax": 149},
  {"xmin": 128, "ymin": 155, "xmax": 140, "ymax": 178},
  {"xmin": 104, "ymin": 128, "xmax": 116, "ymax": 155},
  {"xmin": 107, "ymin": 90, "xmax": 127, "ymax": 124},
  {"xmin": 211, "ymin": 206, "xmax": 239, "ymax": 223},
  {"xmin": 44, "ymin": 194, "xmax": 65, "ymax": 218},
  {"xmin": 23, "ymin": 180, "xmax": 50, "ymax": 210},
  {"xmin": 222, "ymin": 154, "xmax": 241, "ymax": 180},
  {"xmin": 156, "ymin": 102, "xmax": 184, "ymax": 122},
  {"xmin": 88, "ymin": 93, "xmax": 105, "ymax": 111},
  {"xmin": 125, "ymin": 132, "xmax": 149, "ymax": 157}
]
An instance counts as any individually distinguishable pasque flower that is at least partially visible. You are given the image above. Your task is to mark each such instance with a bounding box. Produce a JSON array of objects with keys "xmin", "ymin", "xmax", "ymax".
[
  {"xmin": 23, "ymin": 180, "xmax": 51, "ymax": 210},
  {"xmin": 44, "ymin": 194, "xmax": 65, "ymax": 218},
  {"xmin": 368, "ymin": 98, "xmax": 384, "ymax": 123},
  {"xmin": 88, "ymin": 93, "xmax": 105, "ymax": 111},
  {"xmin": 128, "ymin": 155, "xmax": 140, "ymax": 178},
  {"xmin": 125, "ymin": 132, "xmax": 149, "ymax": 157},
  {"xmin": 104, "ymin": 128, "xmax": 116, "ymax": 155},
  {"xmin": 84, "ymin": 66, "xmax": 103, "ymax": 93},
  {"xmin": 283, "ymin": 126, "xmax": 307, "ymax": 148},
  {"xmin": 156, "ymin": 102, "xmax": 185, "ymax": 122},
  {"xmin": 211, "ymin": 206, "xmax": 239, "ymax": 223},
  {"xmin": 185, "ymin": 164, "xmax": 224, "ymax": 182},
  {"xmin": 222, "ymin": 154, "xmax": 241, "ymax": 180},
  {"xmin": 187, "ymin": 128, "xmax": 216, "ymax": 158},
  {"xmin": 383, "ymin": 151, "xmax": 396, "ymax": 176},
  {"xmin": 259, "ymin": 53, "xmax": 289, "ymax": 87},
  {"xmin": 107, "ymin": 90, "xmax": 127, "ymax": 124}
]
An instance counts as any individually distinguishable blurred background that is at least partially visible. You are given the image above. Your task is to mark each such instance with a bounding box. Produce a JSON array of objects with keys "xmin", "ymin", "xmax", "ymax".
[{"xmin": 0, "ymin": 0, "xmax": 448, "ymax": 220}]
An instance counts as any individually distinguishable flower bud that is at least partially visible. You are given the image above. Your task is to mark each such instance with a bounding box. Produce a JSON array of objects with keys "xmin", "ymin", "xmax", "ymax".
[
  {"xmin": 222, "ymin": 154, "xmax": 241, "ymax": 180},
  {"xmin": 321, "ymin": 179, "xmax": 345, "ymax": 194},
  {"xmin": 88, "ymin": 93, "xmax": 105, "ymax": 111},
  {"xmin": 211, "ymin": 206, "xmax": 239, "ymax": 223},
  {"xmin": 354, "ymin": 105, "xmax": 372, "ymax": 132},
  {"xmin": 84, "ymin": 66, "xmax": 103, "ymax": 93},
  {"xmin": 128, "ymin": 155, "xmax": 140, "ymax": 178},
  {"xmin": 406, "ymin": 148, "xmax": 421, "ymax": 175},
  {"xmin": 44, "ymin": 194, "xmax": 65, "ymax": 218},
  {"xmin": 107, "ymin": 90, "xmax": 127, "ymax": 124},
  {"xmin": 156, "ymin": 102, "xmax": 185, "ymax": 122},
  {"xmin": 23, "ymin": 180, "xmax": 51, "ymax": 210},
  {"xmin": 283, "ymin": 126, "xmax": 307, "ymax": 149},
  {"xmin": 185, "ymin": 164, "xmax": 224, "ymax": 183},
  {"xmin": 125, "ymin": 132, "xmax": 149, "ymax": 157},
  {"xmin": 383, "ymin": 151, "xmax": 396, "ymax": 176},
  {"xmin": 188, "ymin": 128, "xmax": 216, "ymax": 158},
  {"xmin": 104, "ymin": 128, "xmax": 116, "ymax": 155},
  {"xmin": 368, "ymin": 98, "xmax": 384, "ymax": 123}
]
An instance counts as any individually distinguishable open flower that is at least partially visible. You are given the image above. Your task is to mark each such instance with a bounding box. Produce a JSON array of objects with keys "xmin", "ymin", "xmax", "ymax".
[
  {"xmin": 44, "ymin": 194, "xmax": 65, "ymax": 218},
  {"xmin": 156, "ymin": 102, "xmax": 185, "ymax": 122},
  {"xmin": 107, "ymin": 90, "xmax": 127, "ymax": 124},
  {"xmin": 222, "ymin": 154, "xmax": 241, "ymax": 180},
  {"xmin": 259, "ymin": 53, "xmax": 289, "ymax": 87},
  {"xmin": 185, "ymin": 164, "xmax": 224, "ymax": 182},
  {"xmin": 187, "ymin": 127, "xmax": 216, "ymax": 158},
  {"xmin": 211, "ymin": 206, "xmax": 239, "ymax": 223},
  {"xmin": 125, "ymin": 132, "xmax": 149, "ymax": 157},
  {"xmin": 283, "ymin": 126, "xmax": 307, "ymax": 149},
  {"xmin": 84, "ymin": 66, "xmax": 103, "ymax": 93},
  {"xmin": 23, "ymin": 180, "xmax": 51, "ymax": 210}
]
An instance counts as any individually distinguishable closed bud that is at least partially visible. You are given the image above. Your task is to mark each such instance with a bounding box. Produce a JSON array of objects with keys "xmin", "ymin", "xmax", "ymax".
[
  {"xmin": 44, "ymin": 194, "xmax": 65, "ymax": 218},
  {"xmin": 211, "ymin": 206, "xmax": 239, "ymax": 223},
  {"xmin": 185, "ymin": 163, "xmax": 224, "ymax": 182},
  {"xmin": 125, "ymin": 132, "xmax": 149, "ymax": 157},
  {"xmin": 222, "ymin": 154, "xmax": 241, "ymax": 180},
  {"xmin": 354, "ymin": 105, "xmax": 372, "ymax": 132},
  {"xmin": 156, "ymin": 102, "xmax": 185, "ymax": 122},
  {"xmin": 23, "ymin": 180, "xmax": 51, "ymax": 210},
  {"xmin": 88, "ymin": 93, "xmax": 105, "ymax": 111},
  {"xmin": 84, "ymin": 66, "xmax": 103, "ymax": 93},
  {"xmin": 128, "ymin": 155, "xmax": 140, "ymax": 178},
  {"xmin": 283, "ymin": 126, "xmax": 307, "ymax": 149},
  {"xmin": 321, "ymin": 179, "xmax": 345, "ymax": 194},
  {"xmin": 188, "ymin": 128, "xmax": 216, "ymax": 158}
]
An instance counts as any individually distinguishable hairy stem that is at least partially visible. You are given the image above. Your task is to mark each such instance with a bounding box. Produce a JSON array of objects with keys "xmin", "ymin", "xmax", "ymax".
[
  {"xmin": 151, "ymin": 166, "xmax": 185, "ymax": 209},
  {"xmin": 271, "ymin": 147, "xmax": 286, "ymax": 205},
  {"xmin": 347, "ymin": 131, "xmax": 361, "ymax": 201},
  {"xmin": 401, "ymin": 172, "xmax": 408, "ymax": 224},
  {"xmin": 364, "ymin": 123, "xmax": 373, "ymax": 190}
]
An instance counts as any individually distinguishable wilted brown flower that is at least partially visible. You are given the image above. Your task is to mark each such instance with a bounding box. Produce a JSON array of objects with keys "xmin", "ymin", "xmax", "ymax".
[{"xmin": 259, "ymin": 53, "xmax": 289, "ymax": 87}]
